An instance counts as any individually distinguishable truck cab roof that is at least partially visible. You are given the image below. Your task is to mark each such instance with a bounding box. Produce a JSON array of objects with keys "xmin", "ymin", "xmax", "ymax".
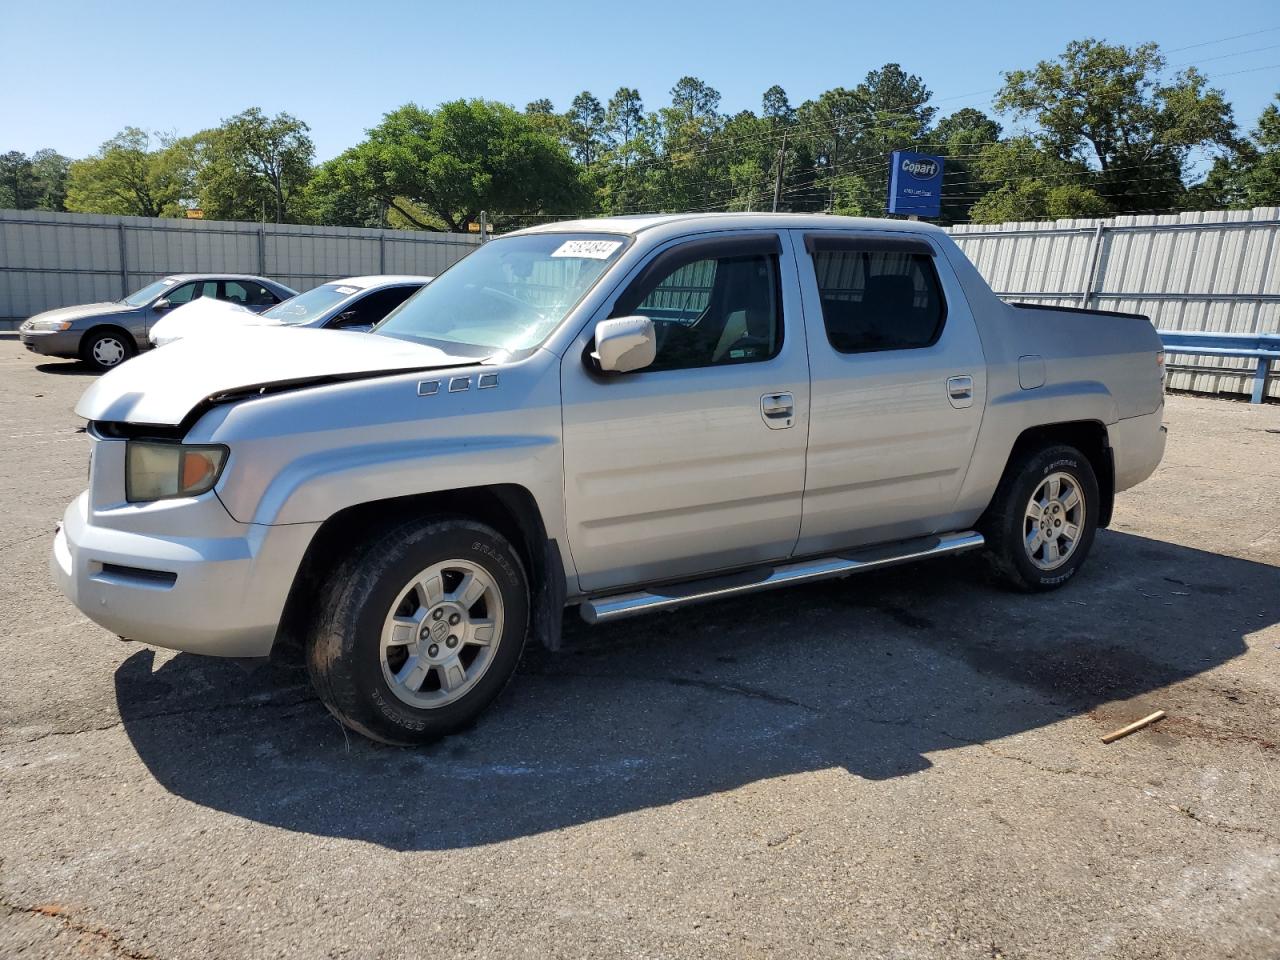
[{"xmin": 511, "ymin": 212, "xmax": 949, "ymax": 239}]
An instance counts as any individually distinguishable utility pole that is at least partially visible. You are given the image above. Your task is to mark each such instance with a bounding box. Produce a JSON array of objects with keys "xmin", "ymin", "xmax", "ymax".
[{"xmin": 771, "ymin": 130, "xmax": 788, "ymax": 213}]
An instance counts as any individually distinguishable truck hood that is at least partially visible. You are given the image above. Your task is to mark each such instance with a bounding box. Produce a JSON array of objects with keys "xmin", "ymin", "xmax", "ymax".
[
  {"xmin": 76, "ymin": 327, "xmax": 479, "ymax": 426},
  {"xmin": 31, "ymin": 301, "xmax": 136, "ymax": 324}
]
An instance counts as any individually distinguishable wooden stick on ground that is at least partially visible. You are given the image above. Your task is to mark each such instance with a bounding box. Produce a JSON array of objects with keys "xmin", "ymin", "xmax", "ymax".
[{"xmin": 1101, "ymin": 710, "xmax": 1166, "ymax": 744}]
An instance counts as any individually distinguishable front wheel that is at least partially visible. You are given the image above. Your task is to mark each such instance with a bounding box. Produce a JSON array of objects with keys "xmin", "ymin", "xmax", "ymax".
[
  {"xmin": 982, "ymin": 444, "xmax": 1100, "ymax": 592},
  {"xmin": 81, "ymin": 329, "xmax": 136, "ymax": 371},
  {"xmin": 306, "ymin": 517, "xmax": 530, "ymax": 745}
]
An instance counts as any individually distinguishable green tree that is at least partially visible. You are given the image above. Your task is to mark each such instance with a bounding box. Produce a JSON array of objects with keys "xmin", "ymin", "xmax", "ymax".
[
  {"xmin": 792, "ymin": 64, "xmax": 936, "ymax": 215},
  {"xmin": 593, "ymin": 88, "xmax": 655, "ymax": 214},
  {"xmin": 1208, "ymin": 93, "xmax": 1280, "ymax": 207},
  {"xmin": 0, "ymin": 149, "xmax": 68, "ymax": 210},
  {"xmin": 996, "ymin": 39, "xmax": 1237, "ymax": 213},
  {"xmin": 314, "ymin": 100, "xmax": 585, "ymax": 232},
  {"xmin": 968, "ymin": 136, "xmax": 1109, "ymax": 223},
  {"xmin": 65, "ymin": 128, "xmax": 190, "ymax": 217},
  {"xmin": 653, "ymin": 77, "xmax": 725, "ymax": 210},
  {"xmin": 761, "ymin": 85, "xmax": 794, "ymax": 127},
  {"xmin": 928, "ymin": 108, "xmax": 1002, "ymax": 224},
  {"xmin": 0, "ymin": 151, "xmax": 35, "ymax": 208},
  {"xmin": 605, "ymin": 88, "xmax": 645, "ymax": 157},
  {"xmin": 566, "ymin": 91, "xmax": 607, "ymax": 165},
  {"xmin": 29, "ymin": 149, "xmax": 71, "ymax": 210},
  {"xmin": 195, "ymin": 108, "xmax": 314, "ymax": 222}
]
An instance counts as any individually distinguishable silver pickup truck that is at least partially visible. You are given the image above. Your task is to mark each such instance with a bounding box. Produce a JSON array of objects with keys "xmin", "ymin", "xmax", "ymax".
[{"xmin": 53, "ymin": 214, "xmax": 1167, "ymax": 744}]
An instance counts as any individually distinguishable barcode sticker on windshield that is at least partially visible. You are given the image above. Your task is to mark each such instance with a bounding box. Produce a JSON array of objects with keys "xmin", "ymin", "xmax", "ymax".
[
  {"xmin": 333, "ymin": 286, "xmax": 359, "ymax": 295},
  {"xmin": 551, "ymin": 239, "xmax": 622, "ymax": 260}
]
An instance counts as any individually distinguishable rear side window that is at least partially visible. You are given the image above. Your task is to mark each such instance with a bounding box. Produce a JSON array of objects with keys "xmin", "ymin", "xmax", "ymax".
[
  {"xmin": 223, "ymin": 280, "xmax": 279, "ymax": 307},
  {"xmin": 809, "ymin": 237, "xmax": 946, "ymax": 353},
  {"xmin": 330, "ymin": 286, "xmax": 420, "ymax": 328}
]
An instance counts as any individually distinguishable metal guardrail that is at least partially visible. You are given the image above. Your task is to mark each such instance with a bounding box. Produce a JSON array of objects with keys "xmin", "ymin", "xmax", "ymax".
[{"xmin": 1158, "ymin": 331, "xmax": 1280, "ymax": 404}]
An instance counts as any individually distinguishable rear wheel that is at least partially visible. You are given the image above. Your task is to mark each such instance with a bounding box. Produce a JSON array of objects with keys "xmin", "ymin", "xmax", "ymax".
[
  {"xmin": 306, "ymin": 517, "xmax": 529, "ymax": 745},
  {"xmin": 982, "ymin": 444, "xmax": 1100, "ymax": 591},
  {"xmin": 81, "ymin": 328, "xmax": 136, "ymax": 371}
]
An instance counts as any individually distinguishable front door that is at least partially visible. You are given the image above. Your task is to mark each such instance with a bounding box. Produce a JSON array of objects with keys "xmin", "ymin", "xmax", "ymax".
[
  {"xmin": 792, "ymin": 230, "xmax": 987, "ymax": 555},
  {"xmin": 561, "ymin": 232, "xmax": 811, "ymax": 593}
]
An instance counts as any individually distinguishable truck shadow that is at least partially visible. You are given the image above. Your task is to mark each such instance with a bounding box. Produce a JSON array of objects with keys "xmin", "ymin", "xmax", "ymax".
[{"xmin": 114, "ymin": 530, "xmax": 1276, "ymax": 851}]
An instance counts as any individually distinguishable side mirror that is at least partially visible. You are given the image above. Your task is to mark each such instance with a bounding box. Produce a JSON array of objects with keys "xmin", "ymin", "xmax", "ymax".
[
  {"xmin": 153, "ymin": 298, "xmax": 171, "ymax": 312},
  {"xmin": 592, "ymin": 315, "xmax": 656, "ymax": 374}
]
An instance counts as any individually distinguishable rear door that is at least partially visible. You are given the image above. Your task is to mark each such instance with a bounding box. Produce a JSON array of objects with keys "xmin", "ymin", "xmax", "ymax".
[
  {"xmin": 793, "ymin": 231, "xmax": 986, "ymax": 554},
  {"xmin": 560, "ymin": 232, "xmax": 811, "ymax": 593}
]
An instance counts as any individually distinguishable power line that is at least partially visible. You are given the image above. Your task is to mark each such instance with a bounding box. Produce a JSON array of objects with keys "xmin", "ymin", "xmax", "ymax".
[{"xmin": 1164, "ymin": 25, "xmax": 1280, "ymax": 54}]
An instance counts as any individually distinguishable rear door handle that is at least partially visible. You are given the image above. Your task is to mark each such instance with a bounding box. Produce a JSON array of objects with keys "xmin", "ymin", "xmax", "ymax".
[
  {"xmin": 761, "ymin": 392, "xmax": 795, "ymax": 429},
  {"xmin": 946, "ymin": 375, "xmax": 974, "ymax": 409}
]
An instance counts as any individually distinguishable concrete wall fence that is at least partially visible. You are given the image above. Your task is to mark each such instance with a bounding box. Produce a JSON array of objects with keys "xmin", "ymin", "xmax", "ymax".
[
  {"xmin": 948, "ymin": 207, "xmax": 1280, "ymax": 402},
  {"xmin": 0, "ymin": 209, "xmax": 482, "ymax": 331},
  {"xmin": 2, "ymin": 206, "xmax": 1277, "ymax": 401}
]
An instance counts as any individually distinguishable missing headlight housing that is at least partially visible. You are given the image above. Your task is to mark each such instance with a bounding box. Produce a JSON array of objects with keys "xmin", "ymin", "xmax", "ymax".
[{"xmin": 125, "ymin": 441, "xmax": 228, "ymax": 502}]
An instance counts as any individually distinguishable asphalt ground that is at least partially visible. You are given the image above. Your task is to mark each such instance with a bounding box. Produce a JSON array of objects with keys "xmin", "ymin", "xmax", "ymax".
[{"xmin": 2, "ymin": 338, "xmax": 1278, "ymax": 959}]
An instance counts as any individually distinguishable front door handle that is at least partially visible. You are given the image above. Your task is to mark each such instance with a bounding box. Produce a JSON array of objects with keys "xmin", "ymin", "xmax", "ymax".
[
  {"xmin": 946, "ymin": 375, "xmax": 974, "ymax": 409},
  {"xmin": 761, "ymin": 392, "xmax": 795, "ymax": 429}
]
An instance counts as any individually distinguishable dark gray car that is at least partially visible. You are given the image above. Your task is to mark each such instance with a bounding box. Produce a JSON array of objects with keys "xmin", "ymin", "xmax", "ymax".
[{"xmin": 19, "ymin": 274, "xmax": 298, "ymax": 371}]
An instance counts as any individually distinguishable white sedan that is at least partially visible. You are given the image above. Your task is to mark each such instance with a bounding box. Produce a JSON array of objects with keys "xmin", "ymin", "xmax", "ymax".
[{"xmin": 149, "ymin": 275, "xmax": 432, "ymax": 347}]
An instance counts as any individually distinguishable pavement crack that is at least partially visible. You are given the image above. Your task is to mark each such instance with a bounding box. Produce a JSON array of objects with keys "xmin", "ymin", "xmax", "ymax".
[
  {"xmin": 661, "ymin": 675, "xmax": 818, "ymax": 711},
  {"xmin": 8, "ymin": 692, "xmax": 318, "ymax": 746},
  {"xmin": 524, "ymin": 667, "xmax": 818, "ymax": 711},
  {"xmin": 0, "ymin": 898, "xmax": 159, "ymax": 959}
]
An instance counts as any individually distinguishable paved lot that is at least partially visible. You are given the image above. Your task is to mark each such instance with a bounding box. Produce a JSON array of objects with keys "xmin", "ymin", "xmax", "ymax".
[{"xmin": 1, "ymin": 338, "xmax": 1278, "ymax": 960}]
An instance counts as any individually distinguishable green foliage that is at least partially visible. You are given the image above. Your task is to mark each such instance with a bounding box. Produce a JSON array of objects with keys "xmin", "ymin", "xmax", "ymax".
[
  {"xmin": 1206, "ymin": 94, "xmax": 1280, "ymax": 207},
  {"xmin": 789, "ymin": 64, "xmax": 936, "ymax": 215},
  {"xmin": 315, "ymin": 100, "xmax": 586, "ymax": 232},
  {"xmin": 194, "ymin": 109, "xmax": 314, "ymax": 223},
  {"xmin": 928, "ymin": 108, "xmax": 1002, "ymax": 224},
  {"xmin": 0, "ymin": 149, "xmax": 70, "ymax": 210},
  {"xmin": 65, "ymin": 128, "xmax": 191, "ymax": 217},
  {"xmin": 996, "ymin": 39, "xmax": 1237, "ymax": 214},
  {"xmin": 968, "ymin": 136, "xmax": 1109, "ymax": 223}
]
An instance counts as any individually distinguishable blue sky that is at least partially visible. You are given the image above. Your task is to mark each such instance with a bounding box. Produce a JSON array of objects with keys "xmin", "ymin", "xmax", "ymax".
[{"xmin": 2, "ymin": 0, "xmax": 1278, "ymax": 163}]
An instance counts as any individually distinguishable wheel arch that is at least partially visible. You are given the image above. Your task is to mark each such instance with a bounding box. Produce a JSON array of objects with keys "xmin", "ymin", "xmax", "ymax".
[
  {"xmin": 985, "ymin": 420, "xmax": 1115, "ymax": 528},
  {"xmin": 274, "ymin": 483, "xmax": 566, "ymax": 659},
  {"xmin": 81, "ymin": 323, "xmax": 140, "ymax": 355}
]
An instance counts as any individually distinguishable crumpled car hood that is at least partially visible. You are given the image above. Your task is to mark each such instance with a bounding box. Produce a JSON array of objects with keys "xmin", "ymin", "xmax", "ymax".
[
  {"xmin": 76, "ymin": 326, "xmax": 477, "ymax": 427},
  {"xmin": 148, "ymin": 297, "xmax": 255, "ymax": 345}
]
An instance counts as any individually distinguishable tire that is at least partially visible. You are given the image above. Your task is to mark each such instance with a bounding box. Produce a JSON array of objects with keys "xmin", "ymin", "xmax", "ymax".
[
  {"xmin": 80, "ymin": 328, "xmax": 136, "ymax": 371},
  {"xmin": 981, "ymin": 443, "xmax": 1100, "ymax": 592},
  {"xmin": 306, "ymin": 516, "xmax": 530, "ymax": 745}
]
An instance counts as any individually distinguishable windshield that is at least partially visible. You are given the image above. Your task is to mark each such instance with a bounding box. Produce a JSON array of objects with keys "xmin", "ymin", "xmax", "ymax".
[
  {"xmin": 263, "ymin": 283, "xmax": 361, "ymax": 325},
  {"xmin": 123, "ymin": 278, "xmax": 177, "ymax": 307},
  {"xmin": 374, "ymin": 233, "xmax": 628, "ymax": 353}
]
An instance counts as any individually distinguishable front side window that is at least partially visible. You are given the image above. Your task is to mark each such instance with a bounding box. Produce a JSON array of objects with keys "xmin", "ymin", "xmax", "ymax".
[
  {"xmin": 375, "ymin": 233, "xmax": 628, "ymax": 357},
  {"xmin": 611, "ymin": 238, "xmax": 782, "ymax": 372},
  {"xmin": 124, "ymin": 278, "xmax": 176, "ymax": 306},
  {"xmin": 165, "ymin": 282, "xmax": 199, "ymax": 306},
  {"xmin": 810, "ymin": 238, "xmax": 946, "ymax": 353}
]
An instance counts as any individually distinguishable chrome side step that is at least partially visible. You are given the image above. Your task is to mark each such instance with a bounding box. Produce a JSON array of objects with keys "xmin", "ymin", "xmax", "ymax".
[{"xmin": 579, "ymin": 530, "xmax": 985, "ymax": 624}]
